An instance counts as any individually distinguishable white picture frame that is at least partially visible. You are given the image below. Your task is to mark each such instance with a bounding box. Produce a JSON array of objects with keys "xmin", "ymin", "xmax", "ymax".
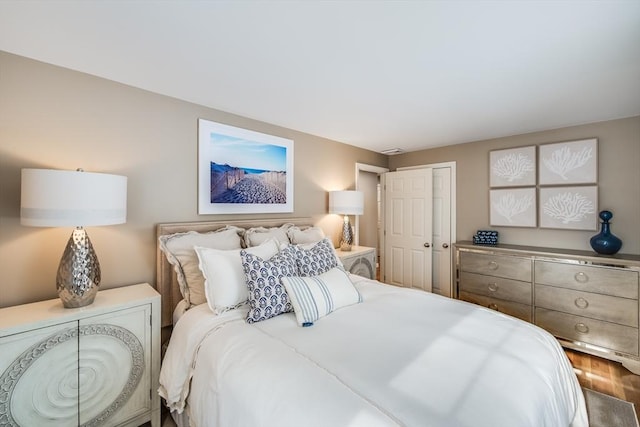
[
  {"xmin": 198, "ymin": 119, "xmax": 294, "ymax": 214},
  {"xmin": 489, "ymin": 188, "xmax": 537, "ymax": 228},
  {"xmin": 489, "ymin": 145, "xmax": 536, "ymax": 187},
  {"xmin": 539, "ymin": 138, "xmax": 598, "ymax": 185},
  {"xmin": 539, "ymin": 186, "xmax": 598, "ymax": 230}
]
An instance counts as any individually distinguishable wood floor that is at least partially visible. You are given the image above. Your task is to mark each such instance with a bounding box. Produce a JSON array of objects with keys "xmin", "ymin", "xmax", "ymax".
[{"xmin": 566, "ymin": 348, "xmax": 640, "ymax": 418}]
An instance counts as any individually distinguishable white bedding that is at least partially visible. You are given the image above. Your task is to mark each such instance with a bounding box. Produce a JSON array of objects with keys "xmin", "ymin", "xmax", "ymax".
[{"xmin": 159, "ymin": 276, "xmax": 588, "ymax": 427}]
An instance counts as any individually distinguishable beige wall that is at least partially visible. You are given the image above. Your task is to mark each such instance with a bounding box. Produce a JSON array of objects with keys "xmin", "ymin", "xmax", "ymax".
[
  {"xmin": 2, "ymin": 50, "xmax": 638, "ymax": 309},
  {"xmin": 390, "ymin": 116, "xmax": 640, "ymax": 255},
  {"xmin": 0, "ymin": 52, "xmax": 388, "ymax": 308}
]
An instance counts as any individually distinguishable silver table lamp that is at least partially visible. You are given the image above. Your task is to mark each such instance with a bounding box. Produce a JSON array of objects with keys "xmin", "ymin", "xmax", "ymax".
[
  {"xmin": 329, "ymin": 190, "xmax": 364, "ymax": 251},
  {"xmin": 21, "ymin": 168, "xmax": 127, "ymax": 308}
]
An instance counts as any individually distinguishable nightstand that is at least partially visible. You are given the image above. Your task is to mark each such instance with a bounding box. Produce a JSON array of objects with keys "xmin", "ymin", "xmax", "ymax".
[
  {"xmin": 336, "ymin": 246, "xmax": 377, "ymax": 280},
  {"xmin": 0, "ymin": 283, "xmax": 161, "ymax": 427}
]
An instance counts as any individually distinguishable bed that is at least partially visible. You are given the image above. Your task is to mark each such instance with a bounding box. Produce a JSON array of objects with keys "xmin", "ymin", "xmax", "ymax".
[{"xmin": 156, "ymin": 219, "xmax": 588, "ymax": 427}]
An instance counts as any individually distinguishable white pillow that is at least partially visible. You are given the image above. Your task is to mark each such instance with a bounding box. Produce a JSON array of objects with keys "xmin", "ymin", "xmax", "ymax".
[
  {"xmin": 243, "ymin": 223, "xmax": 293, "ymax": 247},
  {"xmin": 281, "ymin": 267, "xmax": 362, "ymax": 326},
  {"xmin": 195, "ymin": 238, "xmax": 280, "ymax": 314},
  {"xmin": 158, "ymin": 226, "xmax": 244, "ymax": 307},
  {"xmin": 286, "ymin": 226, "xmax": 325, "ymax": 245}
]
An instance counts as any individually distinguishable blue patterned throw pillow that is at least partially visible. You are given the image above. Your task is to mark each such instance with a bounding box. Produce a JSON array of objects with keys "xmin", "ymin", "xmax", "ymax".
[
  {"xmin": 292, "ymin": 238, "xmax": 340, "ymax": 277},
  {"xmin": 241, "ymin": 245, "xmax": 298, "ymax": 323}
]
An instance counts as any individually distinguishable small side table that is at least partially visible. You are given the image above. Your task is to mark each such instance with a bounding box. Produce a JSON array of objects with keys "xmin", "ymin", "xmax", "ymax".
[{"xmin": 336, "ymin": 246, "xmax": 377, "ymax": 280}]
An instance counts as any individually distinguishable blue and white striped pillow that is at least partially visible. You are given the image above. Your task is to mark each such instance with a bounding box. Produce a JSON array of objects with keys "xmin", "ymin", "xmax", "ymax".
[{"xmin": 281, "ymin": 267, "xmax": 362, "ymax": 326}]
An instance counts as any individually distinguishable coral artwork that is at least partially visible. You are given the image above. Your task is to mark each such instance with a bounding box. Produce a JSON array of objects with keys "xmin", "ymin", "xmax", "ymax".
[
  {"xmin": 493, "ymin": 192, "xmax": 533, "ymax": 223},
  {"xmin": 543, "ymin": 192, "xmax": 594, "ymax": 223},
  {"xmin": 490, "ymin": 146, "xmax": 536, "ymax": 187},
  {"xmin": 490, "ymin": 188, "xmax": 536, "ymax": 227},
  {"xmin": 492, "ymin": 153, "xmax": 535, "ymax": 183},
  {"xmin": 543, "ymin": 146, "xmax": 593, "ymax": 181},
  {"xmin": 539, "ymin": 186, "xmax": 598, "ymax": 230},
  {"xmin": 539, "ymin": 139, "xmax": 597, "ymax": 185}
]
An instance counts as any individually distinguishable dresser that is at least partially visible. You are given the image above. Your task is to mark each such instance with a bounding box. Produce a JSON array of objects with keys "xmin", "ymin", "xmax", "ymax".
[
  {"xmin": 454, "ymin": 242, "xmax": 640, "ymax": 374},
  {"xmin": 336, "ymin": 246, "xmax": 377, "ymax": 280},
  {"xmin": 0, "ymin": 283, "xmax": 161, "ymax": 427},
  {"xmin": 456, "ymin": 249, "xmax": 533, "ymax": 322}
]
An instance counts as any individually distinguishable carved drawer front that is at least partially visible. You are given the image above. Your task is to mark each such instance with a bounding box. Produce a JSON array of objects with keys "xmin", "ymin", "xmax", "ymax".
[
  {"xmin": 340, "ymin": 251, "xmax": 376, "ymax": 280},
  {"xmin": 459, "ymin": 291, "xmax": 532, "ymax": 322},
  {"xmin": 535, "ymin": 284, "xmax": 638, "ymax": 327},
  {"xmin": 80, "ymin": 305, "xmax": 152, "ymax": 426},
  {"xmin": 0, "ymin": 321, "xmax": 79, "ymax": 426},
  {"xmin": 535, "ymin": 260, "xmax": 639, "ymax": 299},
  {"xmin": 459, "ymin": 272, "xmax": 531, "ymax": 305},
  {"xmin": 460, "ymin": 252, "xmax": 531, "ymax": 282},
  {"xmin": 536, "ymin": 308, "xmax": 639, "ymax": 356},
  {"xmin": 0, "ymin": 305, "xmax": 151, "ymax": 427}
]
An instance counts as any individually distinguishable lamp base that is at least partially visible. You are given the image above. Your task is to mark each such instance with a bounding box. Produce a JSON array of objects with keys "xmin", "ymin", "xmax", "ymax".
[
  {"xmin": 56, "ymin": 227, "xmax": 101, "ymax": 308},
  {"xmin": 340, "ymin": 215, "xmax": 354, "ymax": 251}
]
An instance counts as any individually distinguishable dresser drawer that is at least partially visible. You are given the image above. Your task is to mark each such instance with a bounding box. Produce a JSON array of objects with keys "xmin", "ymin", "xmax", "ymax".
[
  {"xmin": 459, "ymin": 291, "xmax": 532, "ymax": 322},
  {"xmin": 535, "ymin": 260, "xmax": 639, "ymax": 299},
  {"xmin": 535, "ymin": 284, "xmax": 638, "ymax": 327},
  {"xmin": 536, "ymin": 308, "xmax": 639, "ymax": 356},
  {"xmin": 459, "ymin": 272, "xmax": 531, "ymax": 305},
  {"xmin": 460, "ymin": 252, "xmax": 531, "ymax": 282}
]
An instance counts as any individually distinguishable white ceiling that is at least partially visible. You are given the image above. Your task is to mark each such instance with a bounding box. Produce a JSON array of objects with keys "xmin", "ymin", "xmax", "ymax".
[{"xmin": 1, "ymin": 1, "xmax": 639, "ymax": 154}]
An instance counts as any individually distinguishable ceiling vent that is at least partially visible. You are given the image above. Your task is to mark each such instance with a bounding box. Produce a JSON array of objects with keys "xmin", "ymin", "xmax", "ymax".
[{"xmin": 380, "ymin": 148, "xmax": 403, "ymax": 155}]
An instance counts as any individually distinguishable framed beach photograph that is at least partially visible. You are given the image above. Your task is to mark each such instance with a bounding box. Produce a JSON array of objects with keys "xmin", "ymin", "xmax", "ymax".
[
  {"xmin": 198, "ymin": 119, "xmax": 294, "ymax": 214},
  {"xmin": 539, "ymin": 138, "xmax": 598, "ymax": 186},
  {"xmin": 539, "ymin": 186, "xmax": 598, "ymax": 230},
  {"xmin": 489, "ymin": 188, "xmax": 537, "ymax": 227},
  {"xmin": 489, "ymin": 145, "xmax": 536, "ymax": 187}
]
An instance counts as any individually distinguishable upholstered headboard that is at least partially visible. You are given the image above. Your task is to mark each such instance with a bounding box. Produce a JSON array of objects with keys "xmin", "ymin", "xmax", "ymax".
[{"xmin": 156, "ymin": 218, "xmax": 313, "ymax": 339}]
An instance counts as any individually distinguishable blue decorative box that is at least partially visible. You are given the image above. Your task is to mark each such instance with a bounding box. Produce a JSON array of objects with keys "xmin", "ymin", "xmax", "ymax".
[{"xmin": 473, "ymin": 230, "xmax": 499, "ymax": 245}]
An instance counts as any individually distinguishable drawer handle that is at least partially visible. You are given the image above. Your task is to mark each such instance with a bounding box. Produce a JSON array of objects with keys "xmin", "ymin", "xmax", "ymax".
[
  {"xmin": 574, "ymin": 272, "xmax": 589, "ymax": 283},
  {"xmin": 488, "ymin": 303, "xmax": 499, "ymax": 311},
  {"xmin": 574, "ymin": 297, "xmax": 589, "ymax": 309},
  {"xmin": 488, "ymin": 283, "xmax": 499, "ymax": 292},
  {"xmin": 488, "ymin": 261, "xmax": 499, "ymax": 271},
  {"xmin": 574, "ymin": 323, "xmax": 589, "ymax": 334}
]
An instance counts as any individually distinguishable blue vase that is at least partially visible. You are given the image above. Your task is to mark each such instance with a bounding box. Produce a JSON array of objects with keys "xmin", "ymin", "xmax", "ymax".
[{"xmin": 590, "ymin": 210, "xmax": 622, "ymax": 255}]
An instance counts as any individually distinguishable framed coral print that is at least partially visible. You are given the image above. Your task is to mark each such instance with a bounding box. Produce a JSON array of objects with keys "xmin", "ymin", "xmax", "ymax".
[
  {"xmin": 539, "ymin": 186, "xmax": 598, "ymax": 230},
  {"xmin": 490, "ymin": 188, "xmax": 537, "ymax": 227},
  {"xmin": 490, "ymin": 145, "xmax": 536, "ymax": 187},
  {"xmin": 539, "ymin": 138, "xmax": 597, "ymax": 185},
  {"xmin": 198, "ymin": 119, "xmax": 294, "ymax": 214}
]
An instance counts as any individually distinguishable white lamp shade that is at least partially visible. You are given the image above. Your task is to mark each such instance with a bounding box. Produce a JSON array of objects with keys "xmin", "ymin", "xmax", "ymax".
[
  {"xmin": 329, "ymin": 190, "xmax": 364, "ymax": 215},
  {"xmin": 21, "ymin": 168, "xmax": 128, "ymax": 227}
]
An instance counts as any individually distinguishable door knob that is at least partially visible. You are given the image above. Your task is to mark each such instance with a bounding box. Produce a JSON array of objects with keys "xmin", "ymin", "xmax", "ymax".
[
  {"xmin": 424, "ymin": 243, "xmax": 431, "ymax": 248},
  {"xmin": 442, "ymin": 243, "xmax": 449, "ymax": 248}
]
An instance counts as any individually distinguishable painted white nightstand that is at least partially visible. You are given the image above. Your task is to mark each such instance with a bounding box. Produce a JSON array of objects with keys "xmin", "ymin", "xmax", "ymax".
[
  {"xmin": 0, "ymin": 283, "xmax": 161, "ymax": 427},
  {"xmin": 336, "ymin": 246, "xmax": 377, "ymax": 280}
]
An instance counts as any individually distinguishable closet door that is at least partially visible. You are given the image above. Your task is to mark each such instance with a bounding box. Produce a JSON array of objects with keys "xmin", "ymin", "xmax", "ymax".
[
  {"xmin": 382, "ymin": 168, "xmax": 433, "ymax": 291},
  {"xmin": 0, "ymin": 321, "xmax": 79, "ymax": 426},
  {"xmin": 432, "ymin": 167, "xmax": 452, "ymax": 297},
  {"xmin": 78, "ymin": 304, "xmax": 152, "ymax": 427}
]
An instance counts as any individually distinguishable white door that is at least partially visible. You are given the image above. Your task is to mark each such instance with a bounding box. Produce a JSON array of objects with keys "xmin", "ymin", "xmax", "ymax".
[
  {"xmin": 382, "ymin": 168, "xmax": 433, "ymax": 291},
  {"xmin": 432, "ymin": 167, "xmax": 452, "ymax": 297}
]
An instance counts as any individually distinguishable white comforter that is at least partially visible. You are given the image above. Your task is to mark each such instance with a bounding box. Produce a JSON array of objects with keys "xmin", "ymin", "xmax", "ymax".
[{"xmin": 159, "ymin": 276, "xmax": 588, "ymax": 427}]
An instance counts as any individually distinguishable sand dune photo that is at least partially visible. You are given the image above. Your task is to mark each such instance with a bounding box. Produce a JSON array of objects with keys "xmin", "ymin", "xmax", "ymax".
[
  {"xmin": 210, "ymin": 163, "xmax": 286, "ymax": 204},
  {"xmin": 198, "ymin": 119, "xmax": 293, "ymax": 214}
]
